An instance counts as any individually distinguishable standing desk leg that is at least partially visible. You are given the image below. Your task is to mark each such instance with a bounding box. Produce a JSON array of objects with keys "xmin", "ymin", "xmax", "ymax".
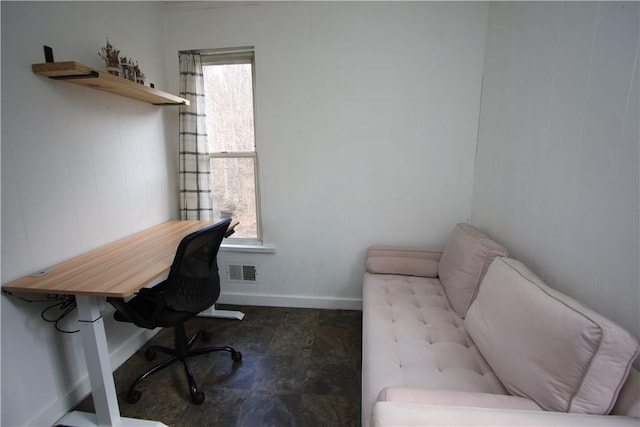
[
  {"xmin": 199, "ymin": 304, "xmax": 245, "ymax": 320},
  {"xmin": 76, "ymin": 295, "xmax": 121, "ymax": 426},
  {"xmin": 57, "ymin": 295, "xmax": 167, "ymax": 427}
]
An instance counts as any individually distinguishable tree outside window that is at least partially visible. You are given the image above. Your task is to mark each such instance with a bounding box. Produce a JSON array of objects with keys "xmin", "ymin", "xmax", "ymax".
[{"xmin": 202, "ymin": 51, "xmax": 259, "ymax": 241}]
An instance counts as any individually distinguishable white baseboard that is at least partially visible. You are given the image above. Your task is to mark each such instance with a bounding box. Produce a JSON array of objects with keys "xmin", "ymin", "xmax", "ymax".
[{"xmin": 218, "ymin": 292, "xmax": 363, "ymax": 311}]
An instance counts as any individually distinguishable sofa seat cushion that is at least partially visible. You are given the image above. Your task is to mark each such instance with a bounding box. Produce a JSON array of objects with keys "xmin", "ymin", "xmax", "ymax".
[
  {"xmin": 371, "ymin": 402, "xmax": 640, "ymax": 427},
  {"xmin": 465, "ymin": 257, "xmax": 640, "ymax": 415},
  {"xmin": 363, "ymin": 272, "xmax": 507, "ymax": 427},
  {"xmin": 438, "ymin": 223, "xmax": 508, "ymax": 317}
]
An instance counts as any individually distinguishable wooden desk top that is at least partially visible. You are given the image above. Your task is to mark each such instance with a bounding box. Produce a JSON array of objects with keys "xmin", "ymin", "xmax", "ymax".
[{"xmin": 3, "ymin": 220, "xmax": 236, "ymax": 298}]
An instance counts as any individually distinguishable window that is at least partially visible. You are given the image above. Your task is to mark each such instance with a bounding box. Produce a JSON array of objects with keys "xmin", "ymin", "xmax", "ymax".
[{"xmin": 201, "ymin": 49, "xmax": 260, "ymax": 242}]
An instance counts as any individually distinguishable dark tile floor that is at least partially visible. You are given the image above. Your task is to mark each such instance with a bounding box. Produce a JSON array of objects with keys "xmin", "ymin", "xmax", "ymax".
[{"xmin": 73, "ymin": 305, "xmax": 362, "ymax": 427}]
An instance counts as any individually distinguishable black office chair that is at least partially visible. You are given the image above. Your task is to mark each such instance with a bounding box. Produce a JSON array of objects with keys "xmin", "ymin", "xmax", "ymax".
[{"xmin": 107, "ymin": 218, "xmax": 242, "ymax": 405}]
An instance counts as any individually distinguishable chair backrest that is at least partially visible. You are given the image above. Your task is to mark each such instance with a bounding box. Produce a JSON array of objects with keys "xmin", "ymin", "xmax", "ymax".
[{"xmin": 164, "ymin": 218, "xmax": 232, "ymax": 313}]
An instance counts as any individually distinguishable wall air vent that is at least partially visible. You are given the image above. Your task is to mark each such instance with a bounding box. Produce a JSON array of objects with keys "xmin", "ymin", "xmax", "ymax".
[{"xmin": 227, "ymin": 263, "xmax": 258, "ymax": 283}]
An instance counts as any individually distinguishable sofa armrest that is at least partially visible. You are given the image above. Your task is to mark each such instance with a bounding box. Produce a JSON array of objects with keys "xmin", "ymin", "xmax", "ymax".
[
  {"xmin": 612, "ymin": 368, "xmax": 640, "ymax": 418},
  {"xmin": 366, "ymin": 246, "xmax": 442, "ymax": 277},
  {"xmin": 367, "ymin": 246, "xmax": 443, "ymax": 261},
  {"xmin": 372, "ymin": 402, "xmax": 640, "ymax": 426}
]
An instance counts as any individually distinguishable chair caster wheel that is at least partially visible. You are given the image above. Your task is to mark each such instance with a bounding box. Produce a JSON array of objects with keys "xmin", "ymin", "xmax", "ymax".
[
  {"xmin": 231, "ymin": 351, "xmax": 242, "ymax": 362},
  {"xmin": 127, "ymin": 390, "xmax": 142, "ymax": 404},
  {"xmin": 192, "ymin": 391, "xmax": 205, "ymax": 404},
  {"xmin": 144, "ymin": 348, "xmax": 156, "ymax": 361},
  {"xmin": 200, "ymin": 330, "xmax": 211, "ymax": 341}
]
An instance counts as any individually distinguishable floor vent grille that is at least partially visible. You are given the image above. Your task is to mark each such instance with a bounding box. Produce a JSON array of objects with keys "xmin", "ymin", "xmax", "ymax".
[{"xmin": 227, "ymin": 263, "xmax": 258, "ymax": 283}]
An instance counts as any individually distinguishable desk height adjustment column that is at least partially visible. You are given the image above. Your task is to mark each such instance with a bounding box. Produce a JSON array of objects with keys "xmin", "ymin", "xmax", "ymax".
[
  {"xmin": 75, "ymin": 295, "xmax": 121, "ymax": 426},
  {"xmin": 59, "ymin": 295, "xmax": 168, "ymax": 427}
]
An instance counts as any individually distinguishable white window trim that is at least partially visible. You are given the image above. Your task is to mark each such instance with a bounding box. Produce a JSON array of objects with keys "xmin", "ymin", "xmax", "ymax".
[
  {"xmin": 220, "ymin": 242, "xmax": 276, "ymax": 254},
  {"xmin": 200, "ymin": 47, "xmax": 263, "ymax": 245}
]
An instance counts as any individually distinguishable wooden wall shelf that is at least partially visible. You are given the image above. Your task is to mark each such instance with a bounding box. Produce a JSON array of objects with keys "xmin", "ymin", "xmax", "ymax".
[{"xmin": 32, "ymin": 61, "xmax": 189, "ymax": 106}]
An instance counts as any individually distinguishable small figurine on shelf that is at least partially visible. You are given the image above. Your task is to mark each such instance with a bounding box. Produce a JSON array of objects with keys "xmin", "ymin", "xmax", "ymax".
[
  {"xmin": 98, "ymin": 38, "xmax": 121, "ymax": 76},
  {"xmin": 133, "ymin": 61, "xmax": 145, "ymax": 85},
  {"xmin": 119, "ymin": 56, "xmax": 137, "ymax": 82}
]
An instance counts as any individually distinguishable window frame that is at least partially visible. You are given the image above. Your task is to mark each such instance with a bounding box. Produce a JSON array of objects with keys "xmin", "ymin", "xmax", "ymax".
[{"xmin": 200, "ymin": 48, "xmax": 262, "ymax": 244}]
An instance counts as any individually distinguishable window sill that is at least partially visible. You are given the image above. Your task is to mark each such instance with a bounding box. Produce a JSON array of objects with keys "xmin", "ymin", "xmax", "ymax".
[{"xmin": 220, "ymin": 243, "xmax": 276, "ymax": 254}]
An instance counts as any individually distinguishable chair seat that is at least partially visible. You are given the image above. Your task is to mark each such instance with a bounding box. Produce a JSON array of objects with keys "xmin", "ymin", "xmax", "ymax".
[
  {"xmin": 113, "ymin": 294, "xmax": 194, "ymax": 328},
  {"xmin": 113, "ymin": 298, "xmax": 193, "ymax": 329}
]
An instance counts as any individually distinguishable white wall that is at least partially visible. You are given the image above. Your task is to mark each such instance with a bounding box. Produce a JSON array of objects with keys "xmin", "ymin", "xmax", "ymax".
[
  {"xmin": 472, "ymin": 2, "xmax": 639, "ymax": 346},
  {"xmin": 1, "ymin": 2, "xmax": 174, "ymax": 426},
  {"xmin": 163, "ymin": 1, "xmax": 489, "ymax": 309}
]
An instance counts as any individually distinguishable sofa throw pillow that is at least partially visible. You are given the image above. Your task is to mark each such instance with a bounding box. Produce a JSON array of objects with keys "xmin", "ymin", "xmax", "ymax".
[
  {"xmin": 437, "ymin": 223, "xmax": 508, "ymax": 317},
  {"xmin": 465, "ymin": 257, "xmax": 639, "ymax": 415},
  {"xmin": 366, "ymin": 257, "xmax": 439, "ymax": 277}
]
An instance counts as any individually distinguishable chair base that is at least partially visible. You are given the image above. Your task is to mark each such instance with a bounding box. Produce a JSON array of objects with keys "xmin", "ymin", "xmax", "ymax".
[{"xmin": 126, "ymin": 326, "xmax": 242, "ymax": 405}]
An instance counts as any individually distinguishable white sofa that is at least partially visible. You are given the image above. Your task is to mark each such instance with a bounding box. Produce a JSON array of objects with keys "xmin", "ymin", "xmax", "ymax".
[{"xmin": 362, "ymin": 223, "xmax": 640, "ymax": 426}]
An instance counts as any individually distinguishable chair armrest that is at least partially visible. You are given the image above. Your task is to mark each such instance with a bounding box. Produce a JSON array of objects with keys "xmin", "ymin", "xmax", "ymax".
[
  {"xmin": 372, "ymin": 402, "xmax": 640, "ymax": 427},
  {"xmin": 107, "ymin": 287, "xmax": 168, "ymax": 329}
]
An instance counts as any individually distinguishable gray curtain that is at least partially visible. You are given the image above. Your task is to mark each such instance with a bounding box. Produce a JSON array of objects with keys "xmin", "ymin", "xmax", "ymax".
[{"xmin": 178, "ymin": 52, "xmax": 212, "ymax": 220}]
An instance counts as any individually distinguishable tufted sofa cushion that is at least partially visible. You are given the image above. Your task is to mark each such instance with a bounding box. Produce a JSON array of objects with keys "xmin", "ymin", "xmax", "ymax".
[
  {"xmin": 438, "ymin": 223, "xmax": 508, "ymax": 317},
  {"xmin": 362, "ymin": 271, "xmax": 507, "ymax": 427},
  {"xmin": 465, "ymin": 257, "xmax": 639, "ymax": 415}
]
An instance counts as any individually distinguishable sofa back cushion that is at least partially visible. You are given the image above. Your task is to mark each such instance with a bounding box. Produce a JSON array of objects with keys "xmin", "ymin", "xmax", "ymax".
[
  {"xmin": 438, "ymin": 223, "xmax": 508, "ymax": 317},
  {"xmin": 465, "ymin": 257, "xmax": 639, "ymax": 415}
]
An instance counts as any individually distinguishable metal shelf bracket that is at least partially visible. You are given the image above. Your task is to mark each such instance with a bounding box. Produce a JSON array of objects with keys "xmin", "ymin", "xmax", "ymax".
[{"xmin": 50, "ymin": 71, "xmax": 99, "ymax": 80}]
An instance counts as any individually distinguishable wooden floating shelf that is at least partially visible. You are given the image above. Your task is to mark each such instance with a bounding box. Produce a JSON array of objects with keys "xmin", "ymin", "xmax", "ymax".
[{"xmin": 32, "ymin": 61, "xmax": 190, "ymax": 106}]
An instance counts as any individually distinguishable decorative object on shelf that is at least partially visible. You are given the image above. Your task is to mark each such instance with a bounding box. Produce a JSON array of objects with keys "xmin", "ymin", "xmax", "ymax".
[
  {"xmin": 44, "ymin": 45, "xmax": 54, "ymax": 63},
  {"xmin": 119, "ymin": 56, "xmax": 136, "ymax": 82},
  {"xmin": 98, "ymin": 39, "xmax": 146, "ymax": 85},
  {"xmin": 98, "ymin": 38, "xmax": 121, "ymax": 77},
  {"xmin": 134, "ymin": 61, "xmax": 145, "ymax": 85}
]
